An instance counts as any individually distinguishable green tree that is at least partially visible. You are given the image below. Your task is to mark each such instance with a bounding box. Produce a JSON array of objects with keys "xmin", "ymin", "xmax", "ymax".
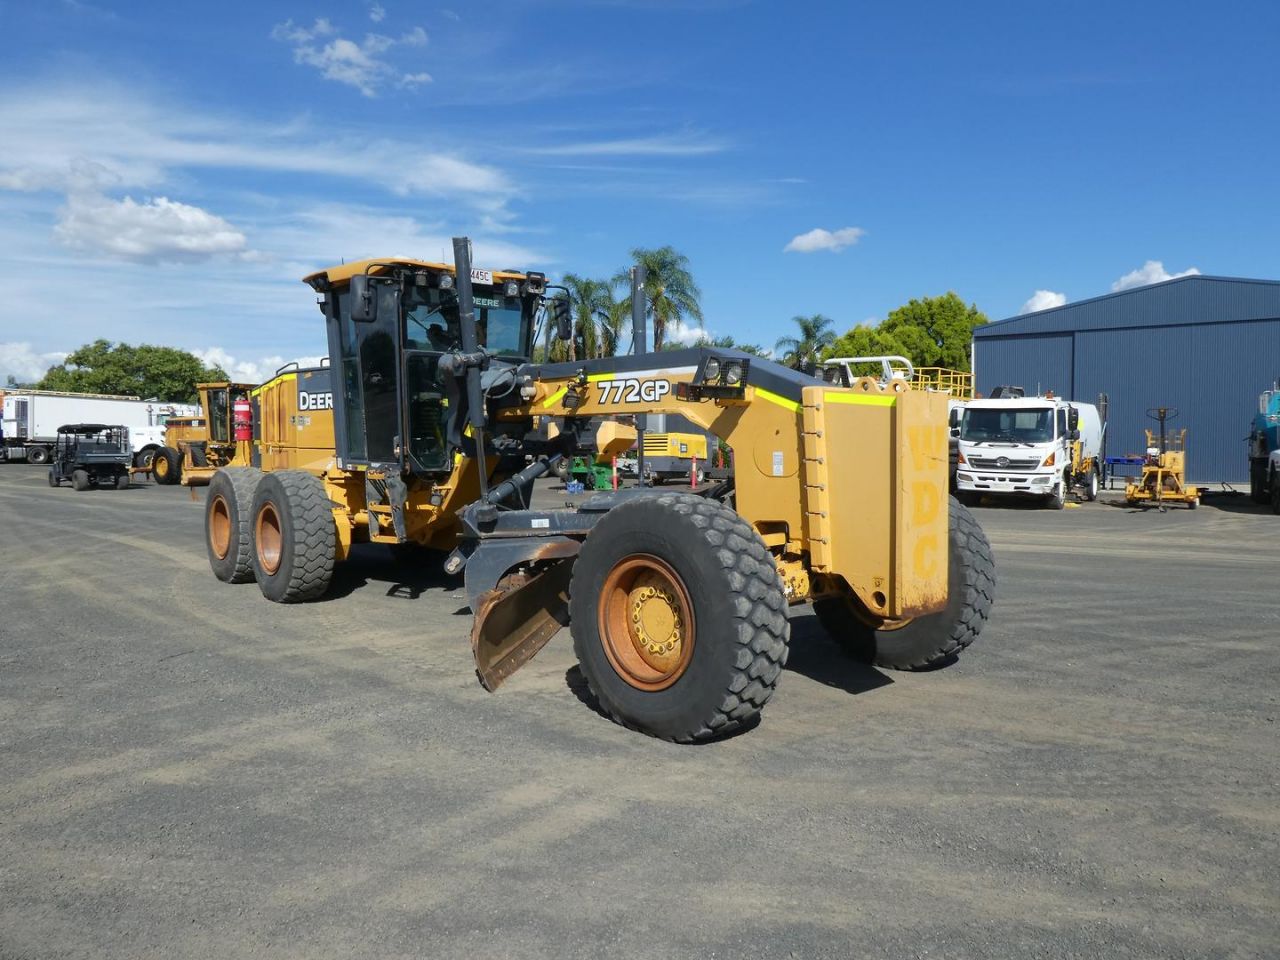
[
  {"xmin": 616, "ymin": 246, "xmax": 703, "ymax": 351},
  {"xmin": 561, "ymin": 274, "xmax": 615, "ymax": 361},
  {"xmin": 822, "ymin": 292, "xmax": 989, "ymax": 375},
  {"xmin": 775, "ymin": 314, "xmax": 837, "ymax": 371},
  {"xmin": 36, "ymin": 340, "xmax": 228, "ymax": 402},
  {"xmin": 596, "ymin": 288, "xmax": 632, "ymax": 358},
  {"xmin": 660, "ymin": 333, "xmax": 769, "ymax": 356}
]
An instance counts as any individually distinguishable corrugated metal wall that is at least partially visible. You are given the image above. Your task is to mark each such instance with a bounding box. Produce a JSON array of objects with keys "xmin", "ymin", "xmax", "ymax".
[{"xmin": 975, "ymin": 318, "xmax": 1280, "ymax": 481}]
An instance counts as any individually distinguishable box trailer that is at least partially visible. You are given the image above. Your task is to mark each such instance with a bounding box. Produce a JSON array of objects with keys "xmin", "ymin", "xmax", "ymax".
[{"xmin": 0, "ymin": 389, "xmax": 198, "ymax": 466}]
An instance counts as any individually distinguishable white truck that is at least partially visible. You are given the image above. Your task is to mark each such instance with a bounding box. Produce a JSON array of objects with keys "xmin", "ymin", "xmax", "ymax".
[
  {"xmin": 0, "ymin": 389, "xmax": 198, "ymax": 467},
  {"xmin": 953, "ymin": 387, "xmax": 1104, "ymax": 509}
]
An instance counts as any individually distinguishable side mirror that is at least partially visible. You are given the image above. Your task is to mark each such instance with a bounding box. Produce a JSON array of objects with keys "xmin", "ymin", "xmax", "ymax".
[
  {"xmin": 550, "ymin": 298, "xmax": 572, "ymax": 341},
  {"xmin": 350, "ymin": 275, "xmax": 378, "ymax": 323},
  {"xmin": 1067, "ymin": 407, "xmax": 1080, "ymax": 430},
  {"xmin": 949, "ymin": 427, "xmax": 961, "ymax": 438}
]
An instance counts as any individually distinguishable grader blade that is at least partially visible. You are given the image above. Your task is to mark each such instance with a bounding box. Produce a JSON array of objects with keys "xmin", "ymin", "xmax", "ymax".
[{"xmin": 471, "ymin": 559, "xmax": 575, "ymax": 691}]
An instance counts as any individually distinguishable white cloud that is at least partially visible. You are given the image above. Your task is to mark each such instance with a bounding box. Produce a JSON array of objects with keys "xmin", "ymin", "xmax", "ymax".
[
  {"xmin": 193, "ymin": 348, "xmax": 327, "ymax": 385},
  {"xmin": 1111, "ymin": 260, "xmax": 1200, "ymax": 292},
  {"xmin": 784, "ymin": 226, "xmax": 865, "ymax": 254},
  {"xmin": 54, "ymin": 192, "xmax": 249, "ymax": 263},
  {"xmin": 1020, "ymin": 289, "xmax": 1067, "ymax": 314},
  {"xmin": 526, "ymin": 134, "xmax": 726, "ymax": 157},
  {"xmin": 663, "ymin": 319, "xmax": 708, "ymax": 345},
  {"xmin": 272, "ymin": 18, "xmax": 431, "ymax": 97},
  {"xmin": 369, "ymin": 3, "xmax": 386, "ymax": 23},
  {"xmin": 0, "ymin": 82, "xmax": 509, "ymax": 204},
  {"xmin": 0, "ymin": 342, "xmax": 67, "ymax": 384}
]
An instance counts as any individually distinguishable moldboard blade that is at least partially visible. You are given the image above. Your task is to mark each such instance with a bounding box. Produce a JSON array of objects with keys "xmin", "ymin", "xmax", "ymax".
[{"xmin": 470, "ymin": 559, "xmax": 574, "ymax": 691}]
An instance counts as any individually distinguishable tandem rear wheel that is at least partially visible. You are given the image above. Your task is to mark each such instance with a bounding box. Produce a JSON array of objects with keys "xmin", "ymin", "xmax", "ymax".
[
  {"xmin": 249, "ymin": 470, "xmax": 336, "ymax": 603},
  {"xmin": 813, "ymin": 497, "xmax": 995, "ymax": 670},
  {"xmin": 568, "ymin": 492, "xmax": 790, "ymax": 742},
  {"xmin": 206, "ymin": 467, "xmax": 264, "ymax": 584}
]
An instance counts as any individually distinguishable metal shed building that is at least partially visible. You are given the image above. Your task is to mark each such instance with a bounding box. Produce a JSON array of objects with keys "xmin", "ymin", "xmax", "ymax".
[{"xmin": 972, "ymin": 276, "xmax": 1280, "ymax": 483}]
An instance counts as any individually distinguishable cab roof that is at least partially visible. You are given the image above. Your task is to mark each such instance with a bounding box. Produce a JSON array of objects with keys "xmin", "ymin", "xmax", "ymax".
[{"xmin": 303, "ymin": 257, "xmax": 528, "ymax": 289}]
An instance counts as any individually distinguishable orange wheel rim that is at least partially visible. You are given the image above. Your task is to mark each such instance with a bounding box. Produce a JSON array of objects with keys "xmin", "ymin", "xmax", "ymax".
[
  {"xmin": 210, "ymin": 495, "xmax": 232, "ymax": 559},
  {"xmin": 255, "ymin": 502, "xmax": 283, "ymax": 575},
  {"xmin": 599, "ymin": 555, "xmax": 695, "ymax": 691}
]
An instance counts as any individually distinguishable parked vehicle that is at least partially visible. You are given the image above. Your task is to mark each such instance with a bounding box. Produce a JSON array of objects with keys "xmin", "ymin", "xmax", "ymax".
[
  {"xmin": 47, "ymin": 424, "xmax": 133, "ymax": 491},
  {"xmin": 1248, "ymin": 382, "xmax": 1280, "ymax": 510},
  {"xmin": 954, "ymin": 388, "xmax": 1104, "ymax": 509},
  {"xmin": 0, "ymin": 389, "xmax": 196, "ymax": 467}
]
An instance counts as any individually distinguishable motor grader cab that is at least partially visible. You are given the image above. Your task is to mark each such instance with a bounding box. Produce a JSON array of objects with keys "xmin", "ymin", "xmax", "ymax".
[
  {"xmin": 153, "ymin": 381, "xmax": 258, "ymax": 485},
  {"xmin": 201, "ymin": 239, "xmax": 995, "ymax": 742}
]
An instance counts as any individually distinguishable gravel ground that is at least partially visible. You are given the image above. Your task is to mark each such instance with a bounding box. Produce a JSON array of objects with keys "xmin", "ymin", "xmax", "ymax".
[{"xmin": 0, "ymin": 464, "xmax": 1276, "ymax": 959}]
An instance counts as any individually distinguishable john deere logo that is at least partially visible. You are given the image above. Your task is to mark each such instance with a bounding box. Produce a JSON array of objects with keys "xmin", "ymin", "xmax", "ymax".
[{"xmin": 996, "ymin": 456, "xmax": 1010, "ymax": 468}]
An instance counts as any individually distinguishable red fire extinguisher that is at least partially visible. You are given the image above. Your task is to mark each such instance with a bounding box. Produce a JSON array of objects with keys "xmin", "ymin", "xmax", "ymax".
[{"xmin": 232, "ymin": 396, "xmax": 253, "ymax": 441}]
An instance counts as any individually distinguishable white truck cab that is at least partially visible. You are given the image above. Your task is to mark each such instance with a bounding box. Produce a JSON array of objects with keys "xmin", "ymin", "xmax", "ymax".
[{"xmin": 954, "ymin": 388, "xmax": 1104, "ymax": 509}]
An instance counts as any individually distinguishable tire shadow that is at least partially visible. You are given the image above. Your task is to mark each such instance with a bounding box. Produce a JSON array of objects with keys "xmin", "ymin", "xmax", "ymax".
[
  {"xmin": 323, "ymin": 543, "xmax": 464, "ymax": 602},
  {"xmin": 784, "ymin": 611, "xmax": 896, "ymax": 695}
]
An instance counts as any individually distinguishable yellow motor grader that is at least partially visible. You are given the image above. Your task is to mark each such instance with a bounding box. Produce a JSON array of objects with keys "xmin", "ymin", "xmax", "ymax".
[
  {"xmin": 152, "ymin": 381, "xmax": 260, "ymax": 485},
  {"xmin": 201, "ymin": 239, "xmax": 995, "ymax": 741}
]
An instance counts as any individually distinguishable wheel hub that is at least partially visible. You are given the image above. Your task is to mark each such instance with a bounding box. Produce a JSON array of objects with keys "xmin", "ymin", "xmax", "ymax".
[
  {"xmin": 210, "ymin": 495, "xmax": 232, "ymax": 559},
  {"xmin": 600, "ymin": 556, "xmax": 694, "ymax": 691}
]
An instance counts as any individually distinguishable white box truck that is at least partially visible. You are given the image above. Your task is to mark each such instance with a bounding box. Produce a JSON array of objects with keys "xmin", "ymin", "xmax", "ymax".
[
  {"xmin": 0, "ymin": 390, "xmax": 198, "ymax": 467},
  {"xmin": 954, "ymin": 387, "xmax": 1104, "ymax": 509}
]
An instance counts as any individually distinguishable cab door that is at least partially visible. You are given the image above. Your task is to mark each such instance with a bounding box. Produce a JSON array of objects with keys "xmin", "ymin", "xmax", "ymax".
[{"xmin": 327, "ymin": 281, "xmax": 406, "ymax": 471}]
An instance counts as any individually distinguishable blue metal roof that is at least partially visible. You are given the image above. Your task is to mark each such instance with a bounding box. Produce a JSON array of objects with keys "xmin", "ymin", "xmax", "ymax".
[{"xmin": 976, "ymin": 275, "xmax": 1280, "ymax": 338}]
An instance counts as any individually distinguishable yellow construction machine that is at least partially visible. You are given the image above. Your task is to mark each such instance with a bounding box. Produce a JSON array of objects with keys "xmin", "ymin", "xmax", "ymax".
[
  {"xmin": 199, "ymin": 240, "xmax": 995, "ymax": 741},
  {"xmin": 1125, "ymin": 406, "xmax": 1203, "ymax": 509}
]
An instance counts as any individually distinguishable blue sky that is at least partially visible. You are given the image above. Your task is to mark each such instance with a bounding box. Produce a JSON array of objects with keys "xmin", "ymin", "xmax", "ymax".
[{"xmin": 1, "ymin": 0, "xmax": 1277, "ymax": 381}]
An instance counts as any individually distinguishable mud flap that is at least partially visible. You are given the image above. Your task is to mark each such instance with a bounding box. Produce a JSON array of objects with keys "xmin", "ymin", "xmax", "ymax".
[{"xmin": 471, "ymin": 558, "xmax": 575, "ymax": 691}]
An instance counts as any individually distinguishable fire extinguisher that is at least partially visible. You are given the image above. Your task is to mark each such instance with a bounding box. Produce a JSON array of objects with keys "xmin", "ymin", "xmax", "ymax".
[{"xmin": 232, "ymin": 396, "xmax": 253, "ymax": 442}]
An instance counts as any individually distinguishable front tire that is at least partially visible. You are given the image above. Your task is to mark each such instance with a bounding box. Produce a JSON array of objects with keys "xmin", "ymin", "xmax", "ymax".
[
  {"xmin": 814, "ymin": 497, "xmax": 995, "ymax": 670},
  {"xmin": 153, "ymin": 446, "xmax": 181, "ymax": 485},
  {"xmin": 569, "ymin": 493, "xmax": 790, "ymax": 742},
  {"xmin": 207, "ymin": 467, "xmax": 264, "ymax": 583},
  {"xmin": 1084, "ymin": 466, "xmax": 1099, "ymax": 502},
  {"xmin": 1046, "ymin": 480, "xmax": 1066, "ymax": 510},
  {"xmin": 1272, "ymin": 471, "xmax": 1280, "ymax": 516},
  {"xmin": 250, "ymin": 470, "xmax": 336, "ymax": 603},
  {"xmin": 47, "ymin": 468, "xmax": 59, "ymax": 488}
]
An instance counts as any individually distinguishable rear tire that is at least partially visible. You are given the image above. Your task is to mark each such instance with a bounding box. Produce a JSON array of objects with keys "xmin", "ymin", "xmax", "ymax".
[
  {"xmin": 153, "ymin": 446, "xmax": 181, "ymax": 485},
  {"xmin": 569, "ymin": 492, "xmax": 789, "ymax": 742},
  {"xmin": 1272, "ymin": 471, "xmax": 1280, "ymax": 515},
  {"xmin": 250, "ymin": 470, "xmax": 335, "ymax": 602},
  {"xmin": 47, "ymin": 468, "xmax": 59, "ymax": 487},
  {"xmin": 134, "ymin": 447, "xmax": 158, "ymax": 470},
  {"xmin": 27, "ymin": 446, "xmax": 49, "ymax": 465},
  {"xmin": 115, "ymin": 472, "xmax": 130, "ymax": 490},
  {"xmin": 814, "ymin": 497, "xmax": 995, "ymax": 670},
  {"xmin": 207, "ymin": 468, "xmax": 264, "ymax": 584},
  {"xmin": 71, "ymin": 469, "xmax": 90, "ymax": 491},
  {"xmin": 1084, "ymin": 466, "xmax": 1099, "ymax": 502},
  {"xmin": 1250, "ymin": 461, "xmax": 1269, "ymax": 504}
]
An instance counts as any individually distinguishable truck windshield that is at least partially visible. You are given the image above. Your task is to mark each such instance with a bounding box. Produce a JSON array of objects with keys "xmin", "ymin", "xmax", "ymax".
[
  {"xmin": 403, "ymin": 286, "xmax": 529, "ymax": 358},
  {"xmin": 961, "ymin": 407, "xmax": 1054, "ymax": 443}
]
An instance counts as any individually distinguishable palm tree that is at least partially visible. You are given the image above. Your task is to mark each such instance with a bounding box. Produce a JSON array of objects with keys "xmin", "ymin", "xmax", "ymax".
[
  {"xmin": 615, "ymin": 246, "xmax": 703, "ymax": 351},
  {"xmin": 775, "ymin": 314, "xmax": 837, "ymax": 372},
  {"xmin": 596, "ymin": 286, "xmax": 631, "ymax": 358},
  {"xmin": 561, "ymin": 274, "xmax": 614, "ymax": 360}
]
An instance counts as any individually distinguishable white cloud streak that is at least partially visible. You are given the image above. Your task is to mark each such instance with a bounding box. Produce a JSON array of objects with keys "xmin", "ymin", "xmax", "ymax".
[
  {"xmin": 1111, "ymin": 260, "xmax": 1200, "ymax": 292},
  {"xmin": 272, "ymin": 18, "xmax": 431, "ymax": 97},
  {"xmin": 1019, "ymin": 289, "xmax": 1067, "ymax": 314},
  {"xmin": 526, "ymin": 134, "xmax": 726, "ymax": 157},
  {"xmin": 784, "ymin": 226, "xmax": 865, "ymax": 254}
]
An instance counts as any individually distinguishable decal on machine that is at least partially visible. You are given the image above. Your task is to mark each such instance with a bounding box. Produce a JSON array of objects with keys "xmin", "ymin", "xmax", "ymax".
[
  {"xmin": 298, "ymin": 391, "xmax": 334, "ymax": 411},
  {"xmin": 593, "ymin": 378, "xmax": 673, "ymax": 405}
]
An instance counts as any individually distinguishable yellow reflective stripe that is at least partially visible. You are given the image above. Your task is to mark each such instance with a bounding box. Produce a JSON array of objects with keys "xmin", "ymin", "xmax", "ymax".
[
  {"xmin": 540, "ymin": 372, "xmax": 612, "ymax": 409},
  {"xmin": 825, "ymin": 392, "xmax": 897, "ymax": 407},
  {"xmin": 755, "ymin": 387, "xmax": 800, "ymax": 413}
]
